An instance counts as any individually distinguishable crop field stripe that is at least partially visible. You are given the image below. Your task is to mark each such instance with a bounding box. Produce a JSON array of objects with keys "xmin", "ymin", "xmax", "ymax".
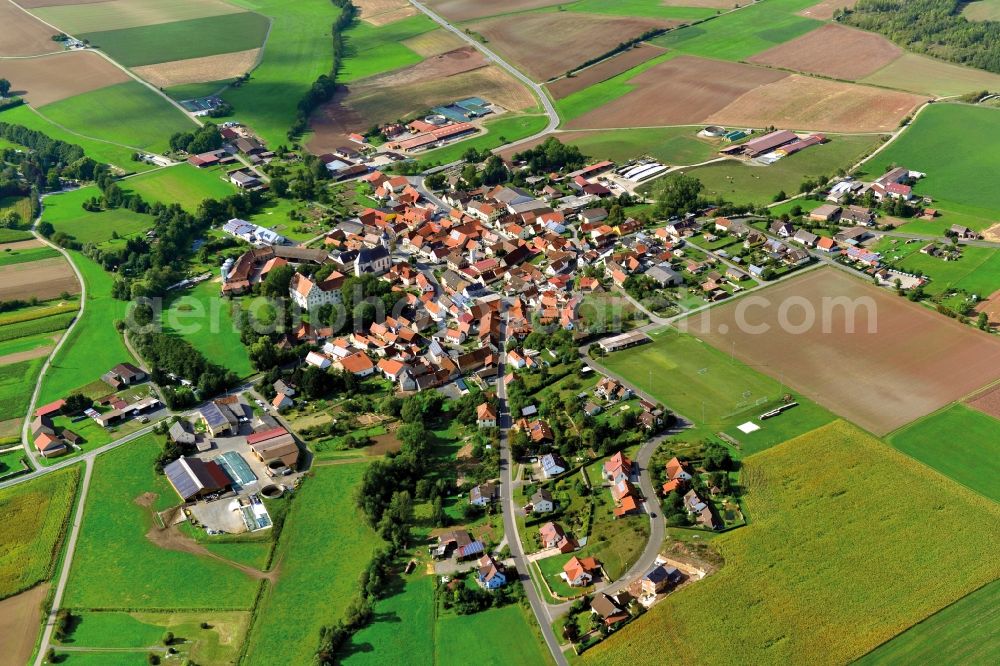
[
  {"xmin": 79, "ymin": 12, "xmax": 271, "ymax": 68},
  {"xmin": 339, "ymin": 13, "xmax": 438, "ymax": 83},
  {"xmin": 555, "ymin": 52, "xmax": 677, "ymax": 121},
  {"xmin": 0, "ymin": 246, "xmax": 59, "ymax": 267}
]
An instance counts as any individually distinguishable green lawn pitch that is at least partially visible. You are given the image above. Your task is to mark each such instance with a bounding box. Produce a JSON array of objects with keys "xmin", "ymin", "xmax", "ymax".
[
  {"xmin": 79, "ymin": 12, "xmax": 270, "ymax": 68},
  {"xmin": 37, "ymin": 81, "xmax": 195, "ymax": 153},
  {"xmin": 888, "ymin": 403, "xmax": 1000, "ymax": 502}
]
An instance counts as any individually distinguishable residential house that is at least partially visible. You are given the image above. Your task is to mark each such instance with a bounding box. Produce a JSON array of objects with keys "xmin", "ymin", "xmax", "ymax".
[
  {"xmin": 476, "ymin": 554, "xmax": 507, "ymax": 590},
  {"xmin": 641, "ymin": 565, "xmax": 681, "ymax": 595},
  {"xmin": 540, "ymin": 453, "xmax": 567, "ymax": 479},
  {"xmin": 684, "ymin": 489, "xmax": 720, "ymax": 529},
  {"xmin": 604, "ymin": 451, "xmax": 632, "ymax": 483},
  {"xmin": 539, "ymin": 522, "xmax": 575, "ymax": 553},
  {"xmin": 271, "ymin": 393, "xmax": 293, "ymax": 412},
  {"xmin": 477, "ymin": 402, "xmax": 498, "ymax": 428},
  {"xmin": 101, "ymin": 362, "xmax": 146, "ymax": 390},
  {"xmin": 199, "ymin": 402, "xmax": 232, "ymax": 437},
  {"xmin": 470, "ymin": 481, "xmax": 498, "ymax": 507},
  {"xmin": 289, "ymin": 272, "xmax": 345, "ymax": 310},
  {"xmin": 435, "ymin": 530, "xmax": 484, "ymax": 559},
  {"xmin": 305, "ymin": 351, "xmax": 333, "ymax": 369},
  {"xmin": 168, "ymin": 420, "xmax": 196, "ymax": 445},
  {"xmin": 591, "ymin": 593, "xmax": 629, "ymax": 627},
  {"xmin": 563, "ymin": 556, "xmax": 599, "ymax": 587},
  {"xmin": 529, "ymin": 488, "xmax": 554, "ymax": 514},
  {"xmin": 340, "ymin": 352, "xmax": 376, "ymax": 377}
]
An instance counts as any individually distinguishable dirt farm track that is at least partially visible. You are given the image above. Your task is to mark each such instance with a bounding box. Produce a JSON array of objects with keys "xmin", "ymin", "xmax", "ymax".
[{"xmin": 678, "ymin": 268, "xmax": 1000, "ymax": 435}]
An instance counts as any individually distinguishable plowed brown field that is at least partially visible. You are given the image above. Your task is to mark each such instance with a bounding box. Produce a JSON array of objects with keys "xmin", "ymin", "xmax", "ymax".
[
  {"xmin": 966, "ymin": 383, "xmax": 1000, "ymax": 419},
  {"xmin": 470, "ymin": 12, "xmax": 677, "ymax": 81},
  {"xmin": 706, "ymin": 75, "xmax": 925, "ymax": 132},
  {"xmin": 678, "ymin": 267, "xmax": 1000, "ymax": 435},
  {"xmin": 132, "ymin": 48, "xmax": 260, "ymax": 88},
  {"xmin": 0, "ymin": 2, "xmax": 60, "ymax": 56},
  {"xmin": 0, "ymin": 50, "xmax": 128, "ymax": 106},
  {"xmin": 748, "ymin": 24, "xmax": 902, "ymax": 80},
  {"xmin": 547, "ymin": 44, "xmax": 667, "ymax": 99},
  {"xmin": 426, "ymin": 0, "xmax": 566, "ymax": 22},
  {"xmin": 0, "ymin": 257, "xmax": 79, "ymax": 302},
  {"xmin": 567, "ymin": 55, "xmax": 788, "ymax": 129}
]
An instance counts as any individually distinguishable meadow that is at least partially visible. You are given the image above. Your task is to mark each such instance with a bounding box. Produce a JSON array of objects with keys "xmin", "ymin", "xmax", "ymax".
[
  {"xmin": 676, "ymin": 134, "xmax": 883, "ymax": 204},
  {"xmin": 418, "ymin": 114, "xmax": 549, "ymax": 166},
  {"xmin": 165, "ymin": 80, "xmax": 233, "ymax": 101},
  {"xmin": 601, "ymin": 327, "xmax": 836, "ymax": 454},
  {"xmin": 0, "ymin": 466, "xmax": 79, "ymax": 599},
  {"xmin": 568, "ymin": 0, "xmax": 719, "ymax": 21},
  {"xmin": 888, "ymin": 404, "xmax": 1000, "ymax": 502},
  {"xmin": 651, "ymin": 0, "xmax": 821, "ymax": 61},
  {"xmin": 876, "ymin": 103, "xmax": 1000, "ymax": 216},
  {"xmin": 0, "ymin": 357, "xmax": 46, "ymax": 421},
  {"xmin": 44, "ymin": 186, "xmax": 152, "ymax": 245},
  {"xmin": 0, "ymin": 227, "xmax": 33, "ymax": 243},
  {"xmin": 339, "ymin": 14, "xmax": 438, "ymax": 83},
  {"xmin": 0, "ymin": 245, "xmax": 58, "ymax": 267},
  {"xmin": 435, "ymin": 604, "xmax": 553, "ymax": 666},
  {"xmin": 0, "ymin": 104, "xmax": 158, "ymax": 172},
  {"xmin": 38, "ymin": 251, "xmax": 137, "ymax": 403},
  {"xmin": 872, "ymin": 236, "xmax": 1000, "ymax": 297},
  {"xmin": 64, "ymin": 434, "xmax": 260, "ymax": 609},
  {"xmin": 37, "ymin": 82, "xmax": 195, "ymax": 153},
  {"xmin": 857, "ymin": 580, "xmax": 1000, "ymax": 665},
  {"xmin": 552, "ymin": 127, "xmax": 719, "ymax": 165},
  {"xmin": 122, "ymin": 164, "xmax": 237, "ymax": 211},
  {"xmin": 583, "ymin": 420, "xmax": 1000, "ymax": 666},
  {"xmin": 162, "ymin": 281, "xmax": 254, "ymax": 378},
  {"xmin": 243, "ymin": 463, "xmax": 383, "ymax": 666},
  {"xmin": 221, "ymin": 0, "xmax": 340, "ymax": 145},
  {"xmin": 341, "ymin": 575, "xmax": 435, "ymax": 665},
  {"xmin": 79, "ymin": 12, "xmax": 271, "ymax": 68}
]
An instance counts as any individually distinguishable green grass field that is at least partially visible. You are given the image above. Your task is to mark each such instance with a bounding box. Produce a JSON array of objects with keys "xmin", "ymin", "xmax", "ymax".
[
  {"xmin": 418, "ymin": 115, "xmax": 549, "ymax": 166},
  {"xmin": 651, "ymin": 0, "xmax": 821, "ymax": 60},
  {"xmin": 0, "ymin": 227, "xmax": 33, "ymax": 243},
  {"xmin": 601, "ymin": 327, "xmax": 836, "ymax": 454},
  {"xmin": 557, "ymin": 127, "xmax": 719, "ymax": 165},
  {"xmin": 436, "ymin": 604, "xmax": 553, "ymax": 666},
  {"xmin": 0, "ymin": 104, "xmax": 158, "ymax": 172},
  {"xmin": 872, "ymin": 237, "xmax": 1000, "ymax": 297},
  {"xmin": 876, "ymin": 104, "xmax": 1000, "ymax": 217},
  {"xmin": 555, "ymin": 52, "xmax": 675, "ymax": 122},
  {"xmin": 342, "ymin": 575, "xmax": 435, "ymax": 665},
  {"xmin": 0, "ymin": 466, "xmax": 79, "ymax": 599},
  {"xmin": 861, "ymin": 53, "xmax": 1000, "ymax": 97},
  {"xmin": 857, "ymin": 580, "xmax": 1000, "ymax": 664},
  {"xmin": 0, "ymin": 246, "xmax": 58, "ymax": 267},
  {"xmin": 0, "ymin": 330, "xmax": 56, "ymax": 358},
  {"xmin": 222, "ymin": 0, "xmax": 340, "ymax": 145},
  {"xmin": 164, "ymin": 80, "xmax": 233, "ymax": 101},
  {"xmin": 64, "ymin": 434, "xmax": 260, "ymax": 609},
  {"xmin": 122, "ymin": 164, "xmax": 236, "ymax": 211},
  {"xmin": 162, "ymin": 281, "xmax": 254, "ymax": 378},
  {"xmin": 568, "ymin": 0, "xmax": 719, "ymax": 21},
  {"xmin": 0, "ymin": 194, "xmax": 33, "ymax": 223},
  {"xmin": 888, "ymin": 404, "xmax": 1000, "ymax": 502},
  {"xmin": 583, "ymin": 420, "xmax": 1000, "ymax": 665},
  {"xmin": 38, "ymin": 251, "xmax": 136, "ymax": 403},
  {"xmin": 0, "ymin": 357, "xmax": 46, "ymax": 421},
  {"xmin": 80, "ymin": 12, "xmax": 270, "ymax": 67},
  {"xmin": 339, "ymin": 14, "xmax": 437, "ymax": 83},
  {"xmin": 675, "ymin": 134, "xmax": 884, "ymax": 204},
  {"xmin": 243, "ymin": 463, "xmax": 383, "ymax": 666},
  {"xmin": 44, "ymin": 186, "xmax": 152, "ymax": 245},
  {"xmin": 37, "ymin": 82, "xmax": 195, "ymax": 153}
]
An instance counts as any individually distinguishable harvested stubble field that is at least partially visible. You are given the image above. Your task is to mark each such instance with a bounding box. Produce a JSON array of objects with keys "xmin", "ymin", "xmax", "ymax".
[
  {"xmin": 747, "ymin": 24, "xmax": 901, "ymax": 80},
  {"xmin": 401, "ymin": 27, "xmax": 465, "ymax": 57},
  {"xmin": 706, "ymin": 74, "xmax": 926, "ymax": 132},
  {"xmin": 546, "ymin": 44, "xmax": 667, "ymax": 99},
  {"xmin": 678, "ymin": 268, "xmax": 1000, "ymax": 435},
  {"xmin": 0, "ymin": 255, "xmax": 79, "ymax": 302},
  {"xmin": 133, "ymin": 48, "xmax": 260, "ymax": 89},
  {"xmin": 355, "ymin": 0, "xmax": 416, "ymax": 25},
  {"xmin": 425, "ymin": 0, "xmax": 566, "ymax": 22},
  {"xmin": 29, "ymin": 0, "xmax": 245, "ymax": 33},
  {"xmin": 0, "ymin": 50, "xmax": 129, "ymax": 107},
  {"xmin": 469, "ymin": 12, "xmax": 678, "ymax": 81},
  {"xmin": 308, "ymin": 63, "xmax": 535, "ymax": 152},
  {"xmin": 583, "ymin": 420, "xmax": 1000, "ymax": 666},
  {"xmin": 566, "ymin": 55, "xmax": 787, "ymax": 129},
  {"xmin": 862, "ymin": 52, "xmax": 1000, "ymax": 97},
  {"xmin": 797, "ymin": 0, "xmax": 859, "ymax": 19},
  {"xmin": 0, "ymin": 1, "xmax": 60, "ymax": 56}
]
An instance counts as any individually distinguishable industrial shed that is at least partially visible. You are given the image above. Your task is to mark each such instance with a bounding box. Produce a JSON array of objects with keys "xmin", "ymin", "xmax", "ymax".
[{"xmin": 164, "ymin": 456, "xmax": 231, "ymax": 501}]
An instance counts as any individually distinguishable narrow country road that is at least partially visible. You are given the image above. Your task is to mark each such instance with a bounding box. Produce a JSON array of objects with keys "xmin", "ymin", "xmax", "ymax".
[
  {"xmin": 33, "ymin": 456, "xmax": 93, "ymax": 666},
  {"xmin": 408, "ymin": 0, "xmax": 559, "ymax": 152}
]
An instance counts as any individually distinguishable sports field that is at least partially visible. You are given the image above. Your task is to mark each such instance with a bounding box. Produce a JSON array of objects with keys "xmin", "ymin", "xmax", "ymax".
[
  {"xmin": 0, "ymin": 466, "xmax": 79, "ymax": 599},
  {"xmin": 339, "ymin": 14, "xmax": 437, "ymax": 83},
  {"xmin": 64, "ymin": 434, "xmax": 261, "ymax": 610},
  {"xmin": 677, "ymin": 134, "xmax": 883, "ymax": 203},
  {"xmin": 243, "ymin": 463, "xmax": 383, "ymax": 666},
  {"xmin": 876, "ymin": 103, "xmax": 1000, "ymax": 216},
  {"xmin": 601, "ymin": 327, "xmax": 836, "ymax": 454},
  {"xmin": 0, "ymin": 104, "xmax": 159, "ymax": 172},
  {"xmin": 79, "ymin": 12, "xmax": 270, "ymax": 68},
  {"xmin": 37, "ymin": 81, "xmax": 194, "ymax": 153},
  {"xmin": 221, "ymin": 0, "xmax": 339, "ymax": 145},
  {"xmin": 37, "ymin": 251, "xmax": 136, "ymax": 403},
  {"xmin": 583, "ymin": 420, "xmax": 1000, "ymax": 666},
  {"xmin": 44, "ymin": 186, "xmax": 153, "ymax": 245},
  {"xmin": 857, "ymin": 580, "xmax": 1000, "ymax": 665},
  {"xmin": 123, "ymin": 164, "xmax": 236, "ymax": 211},
  {"xmin": 162, "ymin": 281, "xmax": 254, "ymax": 378},
  {"xmin": 888, "ymin": 404, "xmax": 1000, "ymax": 502},
  {"xmin": 651, "ymin": 0, "xmax": 822, "ymax": 61},
  {"xmin": 679, "ymin": 268, "xmax": 1000, "ymax": 435}
]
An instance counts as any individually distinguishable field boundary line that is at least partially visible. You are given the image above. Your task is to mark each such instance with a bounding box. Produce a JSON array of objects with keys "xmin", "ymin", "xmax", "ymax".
[{"xmin": 20, "ymin": 196, "xmax": 86, "ymax": 470}]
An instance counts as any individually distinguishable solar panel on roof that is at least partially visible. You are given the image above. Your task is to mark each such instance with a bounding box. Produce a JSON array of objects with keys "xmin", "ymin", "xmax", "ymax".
[{"xmin": 164, "ymin": 459, "xmax": 200, "ymax": 500}]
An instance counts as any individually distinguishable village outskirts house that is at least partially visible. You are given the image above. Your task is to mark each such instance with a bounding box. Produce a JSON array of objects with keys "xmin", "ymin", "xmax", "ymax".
[
  {"xmin": 476, "ymin": 553, "xmax": 507, "ymax": 590},
  {"xmin": 562, "ymin": 555, "xmax": 600, "ymax": 587},
  {"xmin": 528, "ymin": 488, "xmax": 555, "ymax": 514},
  {"xmin": 477, "ymin": 402, "xmax": 498, "ymax": 428}
]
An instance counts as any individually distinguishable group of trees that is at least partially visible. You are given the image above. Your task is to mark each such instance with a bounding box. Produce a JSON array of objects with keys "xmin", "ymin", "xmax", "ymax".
[
  {"xmin": 168, "ymin": 122, "xmax": 224, "ymax": 154},
  {"xmin": 0, "ymin": 122, "xmax": 102, "ymax": 205},
  {"xmin": 513, "ymin": 137, "xmax": 588, "ymax": 175},
  {"xmin": 130, "ymin": 331, "xmax": 237, "ymax": 405},
  {"xmin": 651, "ymin": 173, "xmax": 704, "ymax": 219},
  {"xmin": 842, "ymin": 0, "xmax": 1000, "ymax": 74}
]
